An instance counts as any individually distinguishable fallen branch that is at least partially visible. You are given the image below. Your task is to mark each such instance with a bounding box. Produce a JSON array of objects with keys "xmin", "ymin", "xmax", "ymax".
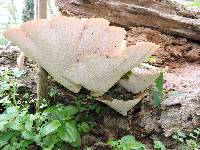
[{"xmin": 55, "ymin": 0, "xmax": 200, "ymax": 42}]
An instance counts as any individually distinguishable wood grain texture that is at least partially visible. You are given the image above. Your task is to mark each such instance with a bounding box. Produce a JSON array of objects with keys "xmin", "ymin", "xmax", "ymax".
[{"xmin": 55, "ymin": 0, "xmax": 200, "ymax": 42}]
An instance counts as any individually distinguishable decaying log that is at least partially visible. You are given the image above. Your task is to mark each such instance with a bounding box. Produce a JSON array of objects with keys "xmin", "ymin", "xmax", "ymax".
[{"xmin": 55, "ymin": 0, "xmax": 200, "ymax": 42}]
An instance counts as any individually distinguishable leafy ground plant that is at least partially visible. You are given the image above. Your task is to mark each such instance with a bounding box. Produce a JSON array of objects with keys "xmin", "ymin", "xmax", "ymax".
[
  {"xmin": 0, "ymin": 67, "xmax": 24, "ymax": 106},
  {"xmin": 153, "ymin": 140, "xmax": 166, "ymax": 150},
  {"xmin": 0, "ymin": 105, "xmax": 82, "ymax": 149},
  {"xmin": 107, "ymin": 135, "xmax": 146, "ymax": 150},
  {"xmin": 151, "ymin": 70, "xmax": 164, "ymax": 109},
  {"xmin": 172, "ymin": 129, "xmax": 200, "ymax": 150},
  {"xmin": 0, "ymin": 68, "xmax": 98, "ymax": 149}
]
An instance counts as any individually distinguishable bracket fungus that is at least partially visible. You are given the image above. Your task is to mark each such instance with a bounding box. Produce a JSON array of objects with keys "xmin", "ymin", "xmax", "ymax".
[
  {"xmin": 3, "ymin": 16, "xmax": 159, "ymax": 115},
  {"xmin": 119, "ymin": 65, "xmax": 161, "ymax": 94}
]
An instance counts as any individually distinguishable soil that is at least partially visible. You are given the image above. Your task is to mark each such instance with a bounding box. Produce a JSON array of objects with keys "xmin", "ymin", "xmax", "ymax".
[{"xmin": 1, "ymin": 26, "xmax": 200, "ymax": 150}]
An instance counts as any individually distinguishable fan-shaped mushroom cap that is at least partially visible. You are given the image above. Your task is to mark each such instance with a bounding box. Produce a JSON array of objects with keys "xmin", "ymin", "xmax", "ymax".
[
  {"xmin": 119, "ymin": 65, "xmax": 161, "ymax": 94},
  {"xmin": 64, "ymin": 42, "xmax": 158, "ymax": 93},
  {"xmin": 98, "ymin": 93, "xmax": 145, "ymax": 116},
  {"xmin": 3, "ymin": 16, "xmax": 159, "ymax": 93}
]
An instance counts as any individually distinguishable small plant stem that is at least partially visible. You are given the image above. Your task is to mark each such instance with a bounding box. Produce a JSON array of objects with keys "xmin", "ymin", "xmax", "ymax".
[
  {"xmin": 12, "ymin": 81, "xmax": 17, "ymax": 106},
  {"xmin": 35, "ymin": 0, "xmax": 48, "ymax": 112},
  {"xmin": 36, "ymin": 66, "xmax": 48, "ymax": 112}
]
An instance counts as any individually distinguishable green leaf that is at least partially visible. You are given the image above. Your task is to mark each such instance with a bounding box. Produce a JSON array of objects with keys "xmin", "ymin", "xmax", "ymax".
[
  {"xmin": 9, "ymin": 120, "xmax": 23, "ymax": 131},
  {"xmin": 70, "ymin": 134, "xmax": 81, "ymax": 148},
  {"xmin": 107, "ymin": 140, "xmax": 119, "ymax": 148},
  {"xmin": 0, "ymin": 113, "xmax": 17, "ymax": 122},
  {"xmin": 189, "ymin": 133, "xmax": 197, "ymax": 139},
  {"xmin": 177, "ymin": 131, "xmax": 186, "ymax": 138},
  {"xmin": 78, "ymin": 122, "xmax": 91, "ymax": 133},
  {"xmin": 0, "ymin": 131, "xmax": 18, "ymax": 147},
  {"xmin": 25, "ymin": 120, "xmax": 33, "ymax": 131},
  {"xmin": 50, "ymin": 111, "xmax": 65, "ymax": 121},
  {"xmin": 121, "ymin": 70, "xmax": 132, "ymax": 80},
  {"xmin": 61, "ymin": 105, "xmax": 79, "ymax": 117},
  {"xmin": 44, "ymin": 106, "xmax": 58, "ymax": 113},
  {"xmin": 33, "ymin": 135, "xmax": 41, "ymax": 145},
  {"xmin": 120, "ymin": 135, "xmax": 145, "ymax": 150},
  {"xmin": 146, "ymin": 56, "xmax": 157, "ymax": 63},
  {"xmin": 22, "ymin": 130, "xmax": 34, "ymax": 140},
  {"xmin": 19, "ymin": 140, "xmax": 32, "ymax": 149},
  {"xmin": 12, "ymin": 67, "xmax": 24, "ymax": 78},
  {"xmin": 156, "ymin": 70, "xmax": 164, "ymax": 97},
  {"xmin": 172, "ymin": 135, "xmax": 178, "ymax": 140},
  {"xmin": 193, "ymin": 130, "xmax": 200, "ymax": 135},
  {"xmin": 40, "ymin": 120, "xmax": 61, "ymax": 137},
  {"xmin": 57, "ymin": 121, "xmax": 80, "ymax": 147},
  {"xmin": 151, "ymin": 88, "xmax": 161, "ymax": 108},
  {"xmin": 43, "ymin": 134, "xmax": 59, "ymax": 148},
  {"xmin": 0, "ymin": 121, "xmax": 8, "ymax": 131},
  {"xmin": 186, "ymin": 139, "xmax": 198, "ymax": 149},
  {"xmin": 153, "ymin": 140, "xmax": 166, "ymax": 150},
  {"xmin": 5, "ymin": 106, "xmax": 19, "ymax": 113}
]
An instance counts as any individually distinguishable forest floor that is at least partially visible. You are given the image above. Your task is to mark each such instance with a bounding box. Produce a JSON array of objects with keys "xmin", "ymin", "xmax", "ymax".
[{"xmin": 0, "ymin": 26, "xmax": 200, "ymax": 150}]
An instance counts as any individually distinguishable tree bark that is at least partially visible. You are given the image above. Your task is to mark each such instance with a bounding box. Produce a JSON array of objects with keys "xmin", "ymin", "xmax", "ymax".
[
  {"xmin": 55, "ymin": 0, "xmax": 200, "ymax": 42},
  {"xmin": 36, "ymin": 0, "xmax": 48, "ymax": 111}
]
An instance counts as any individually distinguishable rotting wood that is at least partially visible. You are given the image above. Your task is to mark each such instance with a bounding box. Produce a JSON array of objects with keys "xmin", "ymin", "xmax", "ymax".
[{"xmin": 55, "ymin": 0, "xmax": 200, "ymax": 42}]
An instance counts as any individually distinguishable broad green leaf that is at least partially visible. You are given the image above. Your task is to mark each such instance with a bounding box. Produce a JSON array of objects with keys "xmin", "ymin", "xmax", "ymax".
[
  {"xmin": 19, "ymin": 140, "xmax": 33, "ymax": 149},
  {"xmin": 40, "ymin": 120, "xmax": 61, "ymax": 137},
  {"xmin": 177, "ymin": 131, "xmax": 186, "ymax": 138},
  {"xmin": 34, "ymin": 134, "xmax": 41, "ymax": 145},
  {"xmin": 22, "ymin": 131, "xmax": 34, "ymax": 140},
  {"xmin": 2, "ymin": 144, "xmax": 11, "ymax": 150},
  {"xmin": 0, "ymin": 113, "xmax": 17, "ymax": 122},
  {"xmin": 186, "ymin": 139, "xmax": 198, "ymax": 149},
  {"xmin": 44, "ymin": 106, "xmax": 58, "ymax": 113},
  {"xmin": 62, "ymin": 105, "xmax": 79, "ymax": 116},
  {"xmin": 0, "ymin": 121, "xmax": 8, "ymax": 131},
  {"xmin": 70, "ymin": 134, "xmax": 81, "ymax": 148},
  {"xmin": 57, "ymin": 121, "xmax": 80, "ymax": 147},
  {"xmin": 120, "ymin": 135, "xmax": 145, "ymax": 150},
  {"xmin": 151, "ymin": 88, "xmax": 161, "ymax": 108},
  {"xmin": 0, "ymin": 131, "xmax": 18, "ymax": 146},
  {"xmin": 25, "ymin": 120, "xmax": 33, "ymax": 131},
  {"xmin": 154, "ymin": 140, "xmax": 166, "ymax": 150},
  {"xmin": 50, "ymin": 111, "xmax": 64, "ymax": 121},
  {"xmin": 43, "ymin": 134, "xmax": 59, "ymax": 148},
  {"xmin": 156, "ymin": 70, "xmax": 164, "ymax": 97},
  {"xmin": 5, "ymin": 106, "xmax": 19, "ymax": 113},
  {"xmin": 9, "ymin": 120, "xmax": 23, "ymax": 131}
]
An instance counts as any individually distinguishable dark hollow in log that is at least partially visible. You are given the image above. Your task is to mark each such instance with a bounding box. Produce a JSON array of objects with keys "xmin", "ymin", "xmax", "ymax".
[{"xmin": 55, "ymin": 0, "xmax": 200, "ymax": 42}]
